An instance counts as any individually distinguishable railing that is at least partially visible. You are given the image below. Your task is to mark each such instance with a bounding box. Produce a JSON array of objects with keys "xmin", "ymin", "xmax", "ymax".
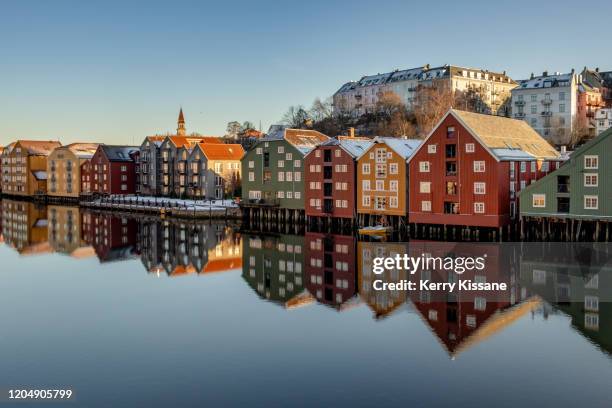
[
  {"xmin": 514, "ymin": 100, "xmax": 525, "ymax": 106},
  {"xmin": 541, "ymin": 111, "xmax": 553, "ymax": 117},
  {"xmin": 541, "ymin": 99, "xmax": 552, "ymax": 105}
]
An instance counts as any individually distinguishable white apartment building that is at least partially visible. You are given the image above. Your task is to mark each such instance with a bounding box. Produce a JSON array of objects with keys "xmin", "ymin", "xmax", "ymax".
[
  {"xmin": 594, "ymin": 108, "xmax": 612, "ymax": 135},
  {"xmin": 511, "ymin": 71, "xmax": 579, "ymax": 146},
  {"xmin": 333, "ymin": 64, "xmax": 517, "ymax": 117}
]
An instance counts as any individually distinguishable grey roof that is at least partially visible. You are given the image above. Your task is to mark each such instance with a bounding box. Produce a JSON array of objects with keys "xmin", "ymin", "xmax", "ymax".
[
  {"xmin": 32, "ymin": 170, "xmax": 48, "ymax": 180},
  {"xmin": 517, "ymin": 73, "xmax": 573, "ymax": 90},
  {"xmin": 490, "ymin": 148, "xmax": 536, "ymax": 161},
  {"xmin": 101, "ymin": 145, "xmax": 139, "ymax": 162},
  {"xmin": 372, "ymin": 137, "xmax": 422, "ymax": 160},
  {"xmin": 318, "ymin": 138, "xmax": 375, "ymax": 158}
]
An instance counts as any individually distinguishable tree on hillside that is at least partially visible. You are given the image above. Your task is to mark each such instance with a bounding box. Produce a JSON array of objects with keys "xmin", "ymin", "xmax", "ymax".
[
  {"xmin": 373, "ymin": 91, "xmax": 417, "ymax": 137},
  {"xmin": 282, "ymin": 105, "xmax": 310, "ymax": 128},
  {"xmin": 412, "ymin": 86, "xmax": 456, "ymax": 137},
  {"xmin": 309, "ymin": 97, "xmax": 333, "ymax": 123},
  {"xmin": 225, "ymin": 121, "xmax": 241, "ymax": 139}
]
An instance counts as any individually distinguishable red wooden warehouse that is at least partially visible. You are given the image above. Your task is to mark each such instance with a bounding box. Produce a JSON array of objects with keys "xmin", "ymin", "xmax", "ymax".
[
  {"xmin": 408, "ymin": 109, "xmax": 563, "ymax": 237},
  {"xmin": 304, "ymin": 137, "xmax": 373, "ymax": 228},
  {"xmin": 90, "ymin": 145, "xmax": 139, "ymax": 195}
]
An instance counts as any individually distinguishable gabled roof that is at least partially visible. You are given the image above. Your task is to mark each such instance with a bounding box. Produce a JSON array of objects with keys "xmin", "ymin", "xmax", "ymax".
[
  {"xmin": 143, "ymin": 136, "xmax": 166, "ymax": 147},
  {"xmin": 260, "ymin": 128, "xmax": 330, "ymax": 155},
  {"xmin": 62, "ymin": 143, "xmax": 100, "ymax": 159},
  {"xmin": 15, "ymin": 140, "xmax": 62, "ymax": 156},
  {"xmin": 100, "ymin": 145, "xmax": 139, "ymax": 162},
  {"xmin": 317, "ymin": 138, "xmax": 374, "ymax": 159},
  {"xmin": 450, "ymin": 109, "xmax": 559, "ymax": 160},
  {"xmin": 167, "ymin": 135, "xmax": 223, "ymax": 148},
  {"xmin": 196, "ymin": 143, "xmax": 244, "ymax": 161},
  {"xmin": 411, "ymin": 109, "xmax": 560, "ymax": 163},
  {"xmin": 362, "ymin": 137, "xmax": 422, "ymax": 161}
]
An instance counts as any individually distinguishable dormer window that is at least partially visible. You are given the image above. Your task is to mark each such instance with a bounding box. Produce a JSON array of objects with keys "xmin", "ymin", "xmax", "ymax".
[{"xmin": 447, "ymin": 126, "xmax": 456, "ymax": 138}]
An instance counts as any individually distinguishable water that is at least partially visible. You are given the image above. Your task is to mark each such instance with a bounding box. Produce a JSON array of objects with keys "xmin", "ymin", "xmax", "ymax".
[{"xmin": 1, "ymin": 199, "xmax": 611, "ymax": 407}]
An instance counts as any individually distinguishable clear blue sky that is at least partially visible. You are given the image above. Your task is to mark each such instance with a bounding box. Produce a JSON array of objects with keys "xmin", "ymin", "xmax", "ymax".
[{"xmin": 1, "ymin": 0, "xmax": 610, "ymax": 145}]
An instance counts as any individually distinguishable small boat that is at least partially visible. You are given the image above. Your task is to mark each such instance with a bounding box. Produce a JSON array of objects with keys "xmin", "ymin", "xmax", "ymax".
[{"xmin": 358, "ymin": 225, "xmax": 392, "ymax": 238}]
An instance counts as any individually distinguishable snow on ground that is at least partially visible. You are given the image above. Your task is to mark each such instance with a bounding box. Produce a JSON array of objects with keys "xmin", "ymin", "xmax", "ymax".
[{"xmin": 90, "ymin": 195, "xmax": 239, "ymax": 211}]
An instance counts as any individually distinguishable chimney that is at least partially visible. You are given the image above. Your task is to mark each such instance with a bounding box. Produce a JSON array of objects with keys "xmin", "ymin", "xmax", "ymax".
[
  {"xmin": 596, "ymin": 67, "xmax": 600, "ymax": 73},
  {"xmin": 349, "ymin": 127, "xmax": 355, "ymax": 138},
  {"xmin": 571, "ymin": 68, "xmax": 575, "ymax": 74},
  {"xmin": 543, "ymin": 71, "xmax": 548, "ymax": 77},
  {"xmin": 561, "ymin": 145, "xmax": 567, "ymax": 155},
  {"xmin": 530, "ymin": 72, "xmax": 534, "ymax": 79}
]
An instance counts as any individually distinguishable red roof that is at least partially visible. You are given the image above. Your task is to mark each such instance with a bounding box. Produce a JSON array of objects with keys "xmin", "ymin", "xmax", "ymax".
[{"xmin": 198, "ymin": 143, "xmax": 244, "ymax": 160}]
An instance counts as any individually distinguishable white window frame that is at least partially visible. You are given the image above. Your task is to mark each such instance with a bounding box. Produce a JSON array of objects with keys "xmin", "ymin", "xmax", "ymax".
[
  {"xmin": 532, "ymin": 193, "xmax": 546, "ymax": 208},
  {"xmin": 420, "ymin": 181, "xmax": 431, "ymax": 193},
  {"xmin": 474, "ymin": 182, "xmax": 486, "ymax": 195},
  {"xmin": 584, "ymin": 195, "xmax": 599, "ymax": 210},
  {"xmin": 419, "ymin": 161, "xmax": 430, "ymax": 172},
  {"xmin": 584, "ymin": 173, "xmax": 598, "ymax": 187},
  {"xmin": 474, "ymin": 202, "xmax": 485, "ymax": 213},
  {"xmin": 465, "ymin": 143, "xmax": 475, "ymax": 153},
  {"xmin": 427, "ymin": 144, "xmax": 437, "ymax": 154},
  {"xmin": 584, "ymin": 155, "xmax": 599, "ymax": 170},
  {"xmin": 473, "ymin": 161, "xmax": 485, "ymax": 172},
  {"xmin": 421, "ymin": 200, "xmax": 431, "ymax": 212}
]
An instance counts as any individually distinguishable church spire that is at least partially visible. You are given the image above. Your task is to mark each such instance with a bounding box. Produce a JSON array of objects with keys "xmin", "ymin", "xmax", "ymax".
[{"xmin": 177, "ymin": 108, "xmax": 186, "ymax": 136}]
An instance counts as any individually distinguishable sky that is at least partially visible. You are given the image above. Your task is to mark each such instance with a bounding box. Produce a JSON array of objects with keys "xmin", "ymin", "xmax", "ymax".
[{"xmin": 1, "ymin": 0, "xmax": 611, "ymax": 145}]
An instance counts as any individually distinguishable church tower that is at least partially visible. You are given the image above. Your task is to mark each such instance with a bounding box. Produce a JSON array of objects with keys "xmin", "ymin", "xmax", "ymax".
[{"xmin": 177, "ymin": 108, "xmax": 186, "ymax": 136}]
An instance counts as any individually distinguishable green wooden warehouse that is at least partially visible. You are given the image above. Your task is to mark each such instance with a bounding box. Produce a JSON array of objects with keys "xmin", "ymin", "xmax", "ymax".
[
  {"xmin": 520, "ymin": 128, "xmax": 612, "ymax": 240},
  {"xmin": 240, "ymin": 128, "xmax": 329, "ymax": 225}
]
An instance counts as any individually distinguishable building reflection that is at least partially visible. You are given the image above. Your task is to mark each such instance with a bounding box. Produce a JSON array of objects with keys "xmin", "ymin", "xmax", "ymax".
[
  {"xmin": 48, "ymin": 205, "xmax": 96, "ymax": 258},
  {"xmin": 242, "ymin": 233, "xmax": 313, "ymax": 309},
  {"xmin": 80, "ymin": 212, "xmax": 140, "ymax": 263},
  {"xmin": 357, "ymin": 241, "xmax": 410, "ymax": 319},
  {"xmin": 139, "ymin": 220, "xmax": 241, "ymax": 277},
  {"xmin": 304, "ymin": 232, "xmax": 359, "ymax": 310},
  {"xmin": 520, "ymin": 243, "xmax": 612, "ymax": 355},
  {"xmin": 1, "ymin": 199, "xmax": 51, "ymax": 255}
]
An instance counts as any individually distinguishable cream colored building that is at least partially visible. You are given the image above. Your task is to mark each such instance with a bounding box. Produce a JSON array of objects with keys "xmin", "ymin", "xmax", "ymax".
[
  {"xmin": 333, "ymin": 64, "xmax": 516, "ymax": 117},
  {"xmin": 2, "ymin": 140, "xmax": 62, "ymax": 197},
  {"xmin": 47, "ymin": 143, "xmax": 99, "ymax": 198}
]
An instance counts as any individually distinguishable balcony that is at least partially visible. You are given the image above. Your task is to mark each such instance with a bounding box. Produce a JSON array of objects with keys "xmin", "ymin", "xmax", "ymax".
[
  {"xmin": 242, "ymin": 198, "xmax": 281, "ymax": 207},
  {"xmin": 514, "ymin": 112, "xmax": 526, "ymax": 119},
  {"xmin": 514, "ymin": 100, "xmax": 525, "ymax": 106},
  {"xmin": 541, "ymin": 99, "xmax": 552, "ymax": 106},
  {"xmin": 541, "ymin": 111, "xmax": 553, "ymax": 117},
  {"xmin": 323, "ymin": 199, "xmax": 333, "ymax": 213}
]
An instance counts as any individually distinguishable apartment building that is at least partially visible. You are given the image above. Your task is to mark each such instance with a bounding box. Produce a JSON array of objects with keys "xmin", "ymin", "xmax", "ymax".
[
  {"xmin": 511, "ymin": 71, "xmax": 580, "ymax": 146},
  {"xmin": 186, "ymin": 143, "xmax": 244, "ymax": 199},
  {"xmin": 1, "ymin": 140, "xmax": 62, "ymax": 196},
  {"xmin": 138, "ymin": 109, "xmax": 224, "ymax": 197},
  {"xmin": 47, "ymin": 143, "xmax": 99, "ymax": 199},
  {"xmin": 594, "ymin": 109, "xmax": 612, "ymax": 135},
  {"xmin": 333, "ymin": 64, "xmax": 516, "ymax": 116}
]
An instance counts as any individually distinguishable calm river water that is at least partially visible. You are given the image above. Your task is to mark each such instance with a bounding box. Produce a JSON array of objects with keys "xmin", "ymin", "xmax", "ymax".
[{"xmin": 1, "ymin": 199, "xmax": 611, "ymax": 407}]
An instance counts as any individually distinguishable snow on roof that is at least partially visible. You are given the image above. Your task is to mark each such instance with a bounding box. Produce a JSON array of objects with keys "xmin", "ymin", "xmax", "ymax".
[
  {"xmin": 261, "ymin": 128, "xmax": 330, "ymax": 155},
  {"xmin": 32, "ymin": 170, "xmax": 48, "ymax": 180},
  {"xmin": 373, "ymin": 137, "xmax": 422, "ymax": 160},
  {"xmin": 101, "ymin": 145, "xmax": 139, "ymax": 162},
  {"xmin": 338, "ymin": 139, "xmax": 374, "ymax": 158},
  {"xmin": 490, "ymin": 148, "xmax": 535, "ymax": 161},
  {"xmin": 518, "ymin": 73, "xmax": 573, "ymax": 90}
]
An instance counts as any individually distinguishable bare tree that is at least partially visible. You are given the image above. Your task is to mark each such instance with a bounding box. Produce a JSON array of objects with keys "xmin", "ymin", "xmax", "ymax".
[
  {"xmin": 309, "ymin": 97, "xmax": 333, "ymax": 123},
  {"xmin": 412, "ymin": 85, "xmax": 455, "ymax": 137},
  {"xmin": 225, "ymin": 121, "xmax": 241, "ymax": 140},
  {"xmin": 282, "ymin": 105, "xmax": 310, "ymax": 128}
]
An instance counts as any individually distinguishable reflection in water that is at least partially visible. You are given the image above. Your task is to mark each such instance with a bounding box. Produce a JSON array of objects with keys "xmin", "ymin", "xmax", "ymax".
[
  {"xmin": 0, "ymin": 199, "xmax": 242, "ymax": 277},
  {"xmin": 2, "ymin": 198, "xmax": 612, "ymax": 362}
]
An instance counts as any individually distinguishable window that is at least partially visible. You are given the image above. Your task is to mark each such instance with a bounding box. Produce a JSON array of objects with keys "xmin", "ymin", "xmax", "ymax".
[
  {"xmin": 277, "ymin": 191, "xmax": 285, "ymax": 198},
  {"xmin": 362, "ymin": 163, "xmax": 370, "ymax": 174},
  {"xmin": 294, "ymin": 172, "xmax": 301, "ymax": 181},
  {"xmin": 584, "ymin": 195, "xmax": 598, "ymax": 210},
  {"xmin": 376, "ymin": 164, "xmax": 386, "ymax": 177},
  {"xmin": 584, "ymin": 155, "xmax": 599, "ymax": 169},
  {"xmin": 294, "ymin": 160, "xmax": 301, "ymax": 168},
  {"xmin": 278, "ymin": 160, "xmax": 284, "ymax": 168},
  {"xmin": 428, "ymin": 144, "xmax": 437, "ymax": 154},
  {"xmin": 335, "ymin": 149, "xmax": 341, "ymax": 158},
  {"xmin": 420, "ymin": 182, "xmax": 431, "ymax": 193},
  {"xmin": 530, "ymin": 161, "xmax": 536, "ymax": 173},
  {"xmin": 286, "ymin": 172, "xmax": 292, "ymax": 182},
  {"xmin": 375, "ymin": 180, "xmax": 384, "ymax": 191},
  {"xmin": 421, "ymin": 200, "xmax": 431, "ymax": 211},
  {"xmin": 473, "ymin": 161, "xmax": 485, "ymax": 172},
  {"xmin": 419, "ymin": 161, "xmax": 430, "ymax": 172},
  {"xmin": 389, "ymin": 196, "xmax": 398, "ymax": 208},
  {"xmin": 286, "ymin": 153, "xmax": 292, "ymax": 161},
  {"xmin": 520, "ymin": 162, "xmax": 526, "ymax": 173},
  {"xmin": 474, "ymin": 182, "xmax": 486, "ymax": 194},
  {"xmin": 256, "ymin": 148, "xmax": 262, "ymax": 154},
  {"xmin": 585, "ymin": 295, "xmax": 599, "ymax": 312},
  {"xmin": 559, "ymin": 91, "xmax": 565, "ymax": 100},
  {"xmin": 474, "ymin": 202, "xmax": 485, "ymax": 213},
  {"xmin": 375, "ymin": 148, "xmax": 386, "ymax": 163},
  {"xmin": 531, "ymin": 94, "xmax": 537, "ymax": 102},
  {"xmin": 362, "ymin": 195, "xmax": 370, "ymax": 206},
  {"xmin": 362, "ymin": 180, "xmax": 370, "ymax": 191},
  {"xmin": 447, "ymin": 126, "xmax": 456, "ymax": 138},
  {"xmin": 390, "ymin": 180, "xmax": 398, "ymax": 192},
  {"xmin": 474, "ymin": 297, "xmax": 486, "ymax": 311},
  {"xmin": 559, "ymin": 103, "xmax": 565, "ymax": 113},
  {"xmin": 278, "ymin": 172, "xmax": 284, "ymax": 182},
  {"xmin": 121, "ymin": 165, "xmax": 127, "ymax": 172},
  {"xmin": 532, "ymin": 194, "xmax": 546, "ymax": 208},
  {"xmin": 278, "ymin": 146, "xmax": 284, "ymax": 154},
  {"xmin": 531, "ymin": 105, "xmax": 537, "ymax": 114},
  {"xmin": 584, "ymin": 173, "xmax": 598, "ymax": 187},
  {"xmin": 541, "ymin": 162, "xmax": 549, "ymax": 172},
  {"xmin": 374, "ymin": 196, "xmax": 386, "ymax": 210},
  {"xmin": 465, "ymin": 143, "xmax": 475, "ymax": 153},
  {"xmin": 389, "ymin": 163, "xmax": 398, "ymax": 174}
]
